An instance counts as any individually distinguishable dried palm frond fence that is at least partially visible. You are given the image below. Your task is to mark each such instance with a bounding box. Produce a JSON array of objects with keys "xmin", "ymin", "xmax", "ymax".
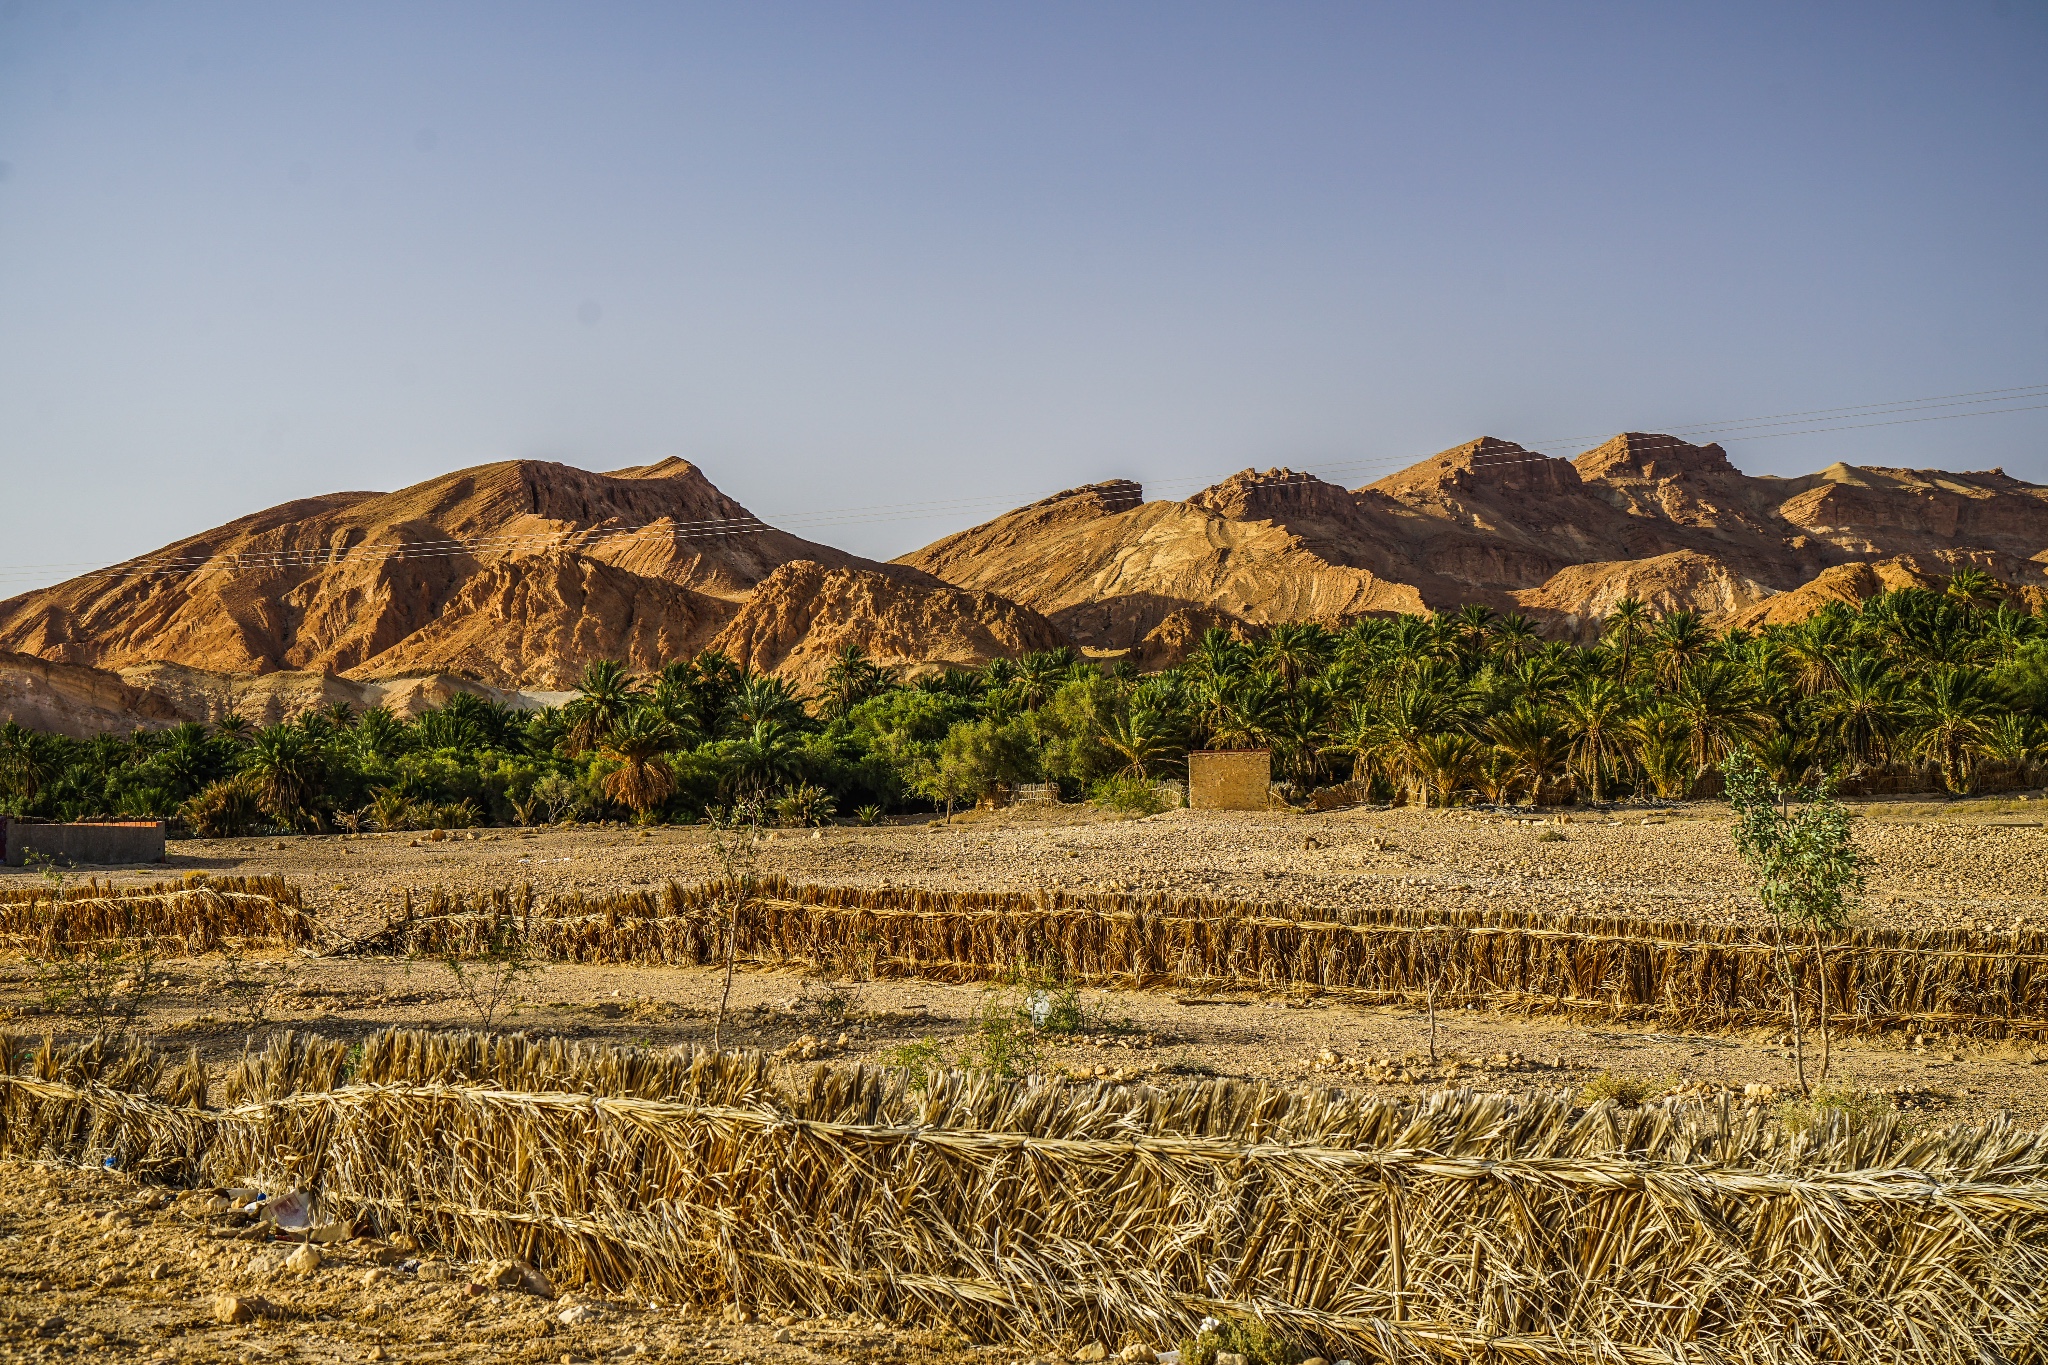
[
  {"xmin": 365, "ymin": 877, "xmax": 2048, "ymax": 1038},
  {"xmin": 6, "ymin": 1026, "xmax": 2048, "ymax": 1364},
  {"xmin": 0, "ymin": 876, "xmax": 314, "ymax": 954}
]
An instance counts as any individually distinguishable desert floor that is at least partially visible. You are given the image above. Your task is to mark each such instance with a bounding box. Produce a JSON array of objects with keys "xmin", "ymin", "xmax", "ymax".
[{"xmin": 3, "ymin": 793, "xmax": 2048, "ymax": 1362}]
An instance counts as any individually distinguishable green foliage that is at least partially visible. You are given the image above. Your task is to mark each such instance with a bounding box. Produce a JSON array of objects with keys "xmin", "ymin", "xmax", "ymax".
[
  {"xmin": 1088, "ymin": 773, "xmax": 1170, "ymax": 815},
  {"xmin": 1723, "ymin": 751, "xmax": 1863, "ymax": 937},
  {"xmin": 1579, "ymin": 1071, "xmax": 1676, "ymax": 1106},
  {"xmin": 1776, "ymin": 1082, "xmax": 1895, "ymax": 1136},
  {"xmin": 4, "ymin": 585, "xmax": 2046, "ymax": 833},
  {"xmin": 1179, "ymin": 1315, "xmax": 1298, "ymax": 1365}
]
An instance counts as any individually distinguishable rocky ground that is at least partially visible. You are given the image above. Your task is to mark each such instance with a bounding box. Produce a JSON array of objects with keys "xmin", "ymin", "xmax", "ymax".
[
  {"xmin": 4, "ymin": 793, "xmax": 2048, "ymax": 1362},
  {"xmin": 20, "ymin": 791, "xmax": 2038, "ymax": 939}
]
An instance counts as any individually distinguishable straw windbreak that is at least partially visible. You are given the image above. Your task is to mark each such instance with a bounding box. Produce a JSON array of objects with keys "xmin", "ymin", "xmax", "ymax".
[
  {"xmin": 5, "ymin": 1027, "xmax": 2048, "ymax": 1363},
  {"xmin": 0, "ymin": 885, "xmax": 316, "ymax": 954},
  {"xmin": 371, "ymin": 877, "xmax": 2048, "ymax": 1037}
]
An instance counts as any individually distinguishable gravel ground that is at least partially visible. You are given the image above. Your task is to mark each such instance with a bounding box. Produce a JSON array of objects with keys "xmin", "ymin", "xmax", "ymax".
[
  {"xmin": 16, "ymin": 794, "xmax": 2035, "ymax": 939},
  {"xmin": 0, "ymin": 1162, "xmax": 987, "ymax": 1365}
]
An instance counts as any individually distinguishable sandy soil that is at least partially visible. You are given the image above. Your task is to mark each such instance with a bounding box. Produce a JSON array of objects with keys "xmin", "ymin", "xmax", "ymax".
[{"xmin": 5, "ymin": 795, "xmax": 2048, "ymax": 1361}]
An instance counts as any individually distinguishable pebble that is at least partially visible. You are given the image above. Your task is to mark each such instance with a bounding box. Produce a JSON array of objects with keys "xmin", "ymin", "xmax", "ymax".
[
  {"xmin": 559, "ymin": 1304, "xmax": 599, "ymax": 1326},
  {"xmin": 285, "ymin": 1244, "xmax": 323, "ymax": 1274}
]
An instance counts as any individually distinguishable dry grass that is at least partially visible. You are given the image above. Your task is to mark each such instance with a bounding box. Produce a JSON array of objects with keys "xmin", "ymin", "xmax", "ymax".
[
  {"xmin": 368, "ymin": 877, "xmax": 2048, "ymax": 1038},
  {"xmin": 0, "ymin": 879, "xmax": 315, "ymax": 954},
  {"xmin": 4, "ymin": 1025, "xmax": 2048, "ymax": 1363}
]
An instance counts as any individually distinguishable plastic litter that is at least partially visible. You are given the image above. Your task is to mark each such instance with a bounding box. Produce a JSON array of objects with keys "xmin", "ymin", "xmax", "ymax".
[{"xmin": 262, "ymin": 1191, "xmax": 313, "ymax": 1232}]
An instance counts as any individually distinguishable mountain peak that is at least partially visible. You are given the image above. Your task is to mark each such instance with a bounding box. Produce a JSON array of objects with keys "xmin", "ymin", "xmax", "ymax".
[{"xmin": 1575, "ymin": 432, "xmax": 1736, "ymax": 482}]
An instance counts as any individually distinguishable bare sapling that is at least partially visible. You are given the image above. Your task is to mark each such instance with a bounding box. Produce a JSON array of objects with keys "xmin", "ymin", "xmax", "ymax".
[{"xmin": 709, "ymin": 803, "xmax": 763, "ymax": 1050}]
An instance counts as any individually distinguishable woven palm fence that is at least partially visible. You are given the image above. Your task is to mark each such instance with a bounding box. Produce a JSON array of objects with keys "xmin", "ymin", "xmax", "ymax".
[
  {"xmin": 5, "ymin": 1026, "xmax": 2048, "ymax": 1364},
  {"xmin": 0, "ymin": 875, "xmax": 313, "ymax": 954},
  {"xmin": 370, "ymin": 877, "xmax": 2048, "ymax": 1037}
]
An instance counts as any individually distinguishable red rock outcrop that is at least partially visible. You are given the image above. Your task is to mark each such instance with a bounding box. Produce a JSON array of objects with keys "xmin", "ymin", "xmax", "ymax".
[{"xmin": 709, "ymin": 561, "xmax": 1069, "ymax": 688}]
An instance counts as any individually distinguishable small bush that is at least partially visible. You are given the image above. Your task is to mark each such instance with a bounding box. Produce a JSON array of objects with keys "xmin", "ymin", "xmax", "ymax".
[
  {"xmin": 1179, "ymin": 1315, "xmax": 1297, "ymax": 1365},
  {"xmin": 1536, "ymin": 826, "xmax": 1567, "ymax": 842},
  {"xmin": 1089, "ymin": 774, "xmax": 1169, "ymax": 816},
  {"xmin": 1778, "ymin": 1083, "xmax": 1894, "ymax": 1136},
  {"xmin": 854, "ymin": 804, "xmax": 883, "ymax": 827},
  {"xmin": 883, "ymin": 1037, "xmax": 949, "ymax": 1090},
  {"xmin": 181, "ymin": 775, "xmax": 265, "ymax": 838},
  {"xmin": 774, "ymin": 782, "xmax": 837, "ymax": 827},
  {"xmin": 1579, "ymin": 1071, "xmax": 1676, "ymax": 1107}
]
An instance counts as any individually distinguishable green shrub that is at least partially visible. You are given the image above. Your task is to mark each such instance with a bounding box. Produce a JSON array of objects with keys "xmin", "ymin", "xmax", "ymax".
[
  {"xmin": 1579, "ymin": 1071, "xmax": 1675, "ymax": 1106},
  {"xmin": 1088, "ymin": 773, "xmax": 1169, "ymax": 816},
  {"xmin": 1179, "ymin": 1315, "xmax": 1297, "ymax": 1365},
  {"xmin": 1777, "ymin": 1083, "xmax": 1894, "ymax": 1136},
  {"xmin": 882, "ymin": 1037, "xmax": 949, "ymax": 1090}
]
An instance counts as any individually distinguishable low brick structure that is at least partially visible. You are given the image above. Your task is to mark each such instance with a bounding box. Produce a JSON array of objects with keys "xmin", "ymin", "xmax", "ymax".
[
  {"xmin": 0, "ymin": 817, "xmax": 167, "ymax": 867},
  {"xmin": 1189, "ymin": 749, "xmax": 1272, "ymax": 811}
]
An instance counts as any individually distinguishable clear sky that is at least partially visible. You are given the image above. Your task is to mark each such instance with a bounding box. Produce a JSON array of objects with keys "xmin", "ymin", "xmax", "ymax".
[{"xmin": 2, "ymin": 1, "xmax": 2045, "ymax": 589}]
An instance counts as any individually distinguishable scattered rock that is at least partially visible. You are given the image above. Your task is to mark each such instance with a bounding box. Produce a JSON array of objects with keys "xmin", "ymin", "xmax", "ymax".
[
  {"xmin": 1076, "ymin": 1344, "xmax": 1109, "ymax": 1362},
  {"xmin": 1119, "ymin": 1347, "xmax": 1158, "ymax": 1364},
  {"xmin": 559, "ymin": 1304, "xmax": 599, "ymax": 1326},
  {"xmin": 773, "ymin": 1328, "xmax": 795, "ymax": 1343},
  {"xmin": 363, "ymin": 1267, "xmax": 392, "ymax": 1288},
  {"xmin": 214, "ymin": 1293, "xmax": 276, "ymax": 1324},
  {"xmin": 285, "ymin": 1243, "xmax": 323, "ymax": 1274}
]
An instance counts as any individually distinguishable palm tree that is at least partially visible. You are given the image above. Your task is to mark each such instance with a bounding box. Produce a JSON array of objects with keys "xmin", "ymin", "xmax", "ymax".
[
  {"xmin": 818, "ymin": 645, "xmax": 893, "ymax": 720},
  {"xmin": 1973, "ymin": 713, "xmax": 2043, "ymax": 786},
  {"xmin": 1777, "ymin": 611, "xmax": 1851, "ymax": 695},
  {"xmin": 1206, "ymin": 671, "xmax": 1286, "ymax": 750},
  {"xmin": 1669, "ymin": 661, "xmax": 1769, "ymax": 774},
  {"xmin": 727, "ymin": 673, "xmax": 808, "ymax": 731},
  {"xmin": 1484, "ymin": 702, "xmax": 1568, "ymax": 806},
  {"xmin": 1491, "ymin": 613, "xmax": 1540, "ymax": 666},
  {"xmin": 566, "ymin": 659, "xmax": 640, "ymax": 755},
  {"xmin": 1811, "ymin": 653, "xmax": 1903, "ymax": 772},
  {"xmin": 1624, "ymin": 703, "xmax": 1695, "ymax": 799},
  {"xmin": 1259, "ymin": 622, "xmax": 1329, "ymax": 690},
  {"xmin": 1906, "ymin": 666, "xmax": 1999, "ymax": 793},
  {"xmin": 1376, "ymin": 675, "xmax": 1471, "ymax": 805},
  {"xmin": 243, "ymin": 724, "xmax": 326, "ymax": 831},
  {"xmin": 1013, "ymin": 650, "xmax": 1072, "ymax": 712},
  {"xmin": 0, "ymin": 721, "xmax": 58, "ymax": 810},
  {"xmin": 1559, "ymin": 675, "xmax": 1629, "ymax": 803},
  {"xmin": 1410, "ymin": 733, "xmax": 1481, "ymax": 807},
  {"xmin": 1652, "ymin": 611, "xmax": 1713, "ymax": 691},
  {"xmin": 725, "ymin": 720, "xmax": 802, "ymax": 802},
  {"xmin": 1945, "ymin": 567, "xmax": 2004, "ymax": 613},
  {"xmin": 600, "ymin": 709, "xmax": 678, "ymax": 818},
  {"xmin": 1601, "ymin": 597, "xmax": 1651, "ymax": 682},
  {"xmin": 1101, "ymin": 707, "xmax": 1177, "ymax": 779},
  {"xmin": 212, "ymin": 713, "xmax": 252, "ymax": 746}
]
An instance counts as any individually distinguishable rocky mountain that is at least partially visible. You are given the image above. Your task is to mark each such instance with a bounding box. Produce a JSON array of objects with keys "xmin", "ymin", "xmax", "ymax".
[
  {"xmin": 0, "ymin": 458, "xmax": 1060, "ymax": 706},
  {"xmin": 708, "ymin": 560, "xmax": 1068, "ymax": 690},
  {"xmin": 898, "ymin": 434, "xmax": 2048, "ymax": 656},
  {"xmin": 4, "ymin": 438, "xmax": 2044, "ymax": 734}
]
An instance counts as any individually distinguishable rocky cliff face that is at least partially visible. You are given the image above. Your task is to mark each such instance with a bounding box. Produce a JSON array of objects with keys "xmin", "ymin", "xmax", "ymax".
[{"xmin": 709, "ymin": 560, "xmax": 1069, "ymax": 688}]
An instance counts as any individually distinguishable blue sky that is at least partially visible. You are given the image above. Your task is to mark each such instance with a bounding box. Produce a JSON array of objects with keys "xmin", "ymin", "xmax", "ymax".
[{"xmin": 2, "ymin": 1, "xmax": 2045, "ymax": 587}]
